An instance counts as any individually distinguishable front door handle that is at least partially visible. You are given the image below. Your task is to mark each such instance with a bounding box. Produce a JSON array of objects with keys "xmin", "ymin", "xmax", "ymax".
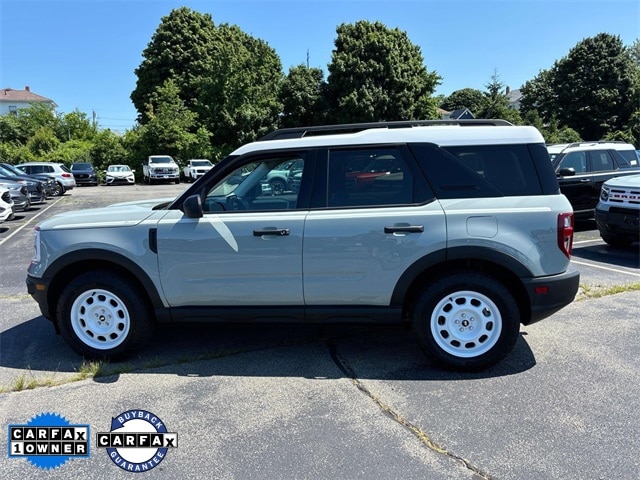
[
  {"xmin": 253, "ymin": 228, "xmax": 290, "ymax": 237},
  {"xmin": 384, "ymin": 225, "xmax": 424, "ymax": 234}
]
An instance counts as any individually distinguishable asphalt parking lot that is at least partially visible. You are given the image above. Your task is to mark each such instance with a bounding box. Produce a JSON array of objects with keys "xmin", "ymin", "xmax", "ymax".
[{"xmin": 1, "ymin": 184, "xmax": 639, "ymax": 479}]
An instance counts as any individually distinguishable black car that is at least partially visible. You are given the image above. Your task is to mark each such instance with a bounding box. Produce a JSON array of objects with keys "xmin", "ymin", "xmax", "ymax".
[
  {"xmin": 0, "ymin": 162, "xmax": 57, "ymax": 198},
  {"xmin": 70, "ymin": 162, "xmax": 99, "ymax": 186},
  {"xmin": 552, "ymin": 143, "xmax": 640, "ymax": 219},
  {"xmin": 0, "ymin": 164, "xmax": 47, "ymax": 204}
]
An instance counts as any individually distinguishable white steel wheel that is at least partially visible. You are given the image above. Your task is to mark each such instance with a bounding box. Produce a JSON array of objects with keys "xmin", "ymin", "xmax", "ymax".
[
  {"xmin": 412, "ymin": 272, "xmax": 520, "ymax": 371},
  {"xmin": 57, "ymin": 271, "xmax": 153, "ymax": 359},
  {"xmin": 430, "ymin": 290, "xmax": 501, "ymax": 358},
  {"xmin": 70, "ymin": 288, "xmax": 131, "ymax": 351}
]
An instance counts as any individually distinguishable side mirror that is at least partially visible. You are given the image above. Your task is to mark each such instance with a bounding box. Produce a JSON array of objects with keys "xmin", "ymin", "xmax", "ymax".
[
  {"xmin": 558, "ymin": 167, "xmax": 576, "ymax": 177},
  {"xmin": 132, "ymin": 169, "xmax": 136, "ymax": 173},
  {"xmin": 182, "ymin": 194, "xmax": 203, "ymax": 218}
]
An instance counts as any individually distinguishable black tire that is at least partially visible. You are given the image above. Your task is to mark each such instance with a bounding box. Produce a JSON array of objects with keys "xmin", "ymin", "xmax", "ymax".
[
  {"xmin": 51, "ymin": 182, "xmax": 63, "ymax": 197},
  {"xmin": 56, "ymin": 271, "xmax": 154, "ymax": 360},
  {"xmin": 411, "ymin": 271, "xmax": 520, "ymax": 371},
  {"xmin": 601, "ymin": 234, "xmax": 634, "ymax": 248},
  {"xmin": 269, "ymin": 178, "xmax": 286, "ymax": 195},
  {"xmin": 175, "ymin": 178, "xmax": 180, "ymax": 184}
]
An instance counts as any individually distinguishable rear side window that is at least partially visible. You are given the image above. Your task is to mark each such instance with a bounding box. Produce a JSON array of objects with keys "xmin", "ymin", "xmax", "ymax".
[
  {"xmin": 317, "ymin": 147, "xmax": 431, "ymax": 208},
  {"xmin": 410, "ymin": 143, "xmax": 545, "ymax": 198}
]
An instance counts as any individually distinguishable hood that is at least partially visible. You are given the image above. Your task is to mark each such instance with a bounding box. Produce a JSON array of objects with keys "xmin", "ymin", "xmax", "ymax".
[
  {"xmin": 604, "ymin": 173, "xmax": 640, "ymax": 188},
  {"xmin": 38, "ymin": 198, "xmax": 175, "ymax": 230}
]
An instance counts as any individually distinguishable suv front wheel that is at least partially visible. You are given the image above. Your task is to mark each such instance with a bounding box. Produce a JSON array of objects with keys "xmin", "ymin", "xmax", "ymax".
[
  {"xmin": 56, "ymin": 271, "xmax": 153, "ymax": 359},
  {"xmin": 411, "ymin": 272, "xmax": 520, "ymax": 371}
]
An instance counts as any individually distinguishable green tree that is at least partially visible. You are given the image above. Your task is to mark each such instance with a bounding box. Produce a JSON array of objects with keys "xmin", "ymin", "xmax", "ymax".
[
  {"xmin": 131, "ymin": 7, "xmax": 217, "ymax": 123},
  {"xmin": 57, "ymin": 110, "xmax": 97, "ymax": 142},
  {"xmin": 197, "ymin": 24, "xmax": 283, "ymax": 156},
  {"xmin": 132, "ymin": 79, "xmax": 211, "ymax": 170},
  {"xmin": 441, "ymin": 88, "xmax": 485, "ymax": 116},
  {"xmin": 279, "ymin": 64, "xmax": 327, "ymax": 127},
  {"xmin": 522, "ymin": 33, "xmax": 636, "ymax": 140},
  {"xmin": 90, "ymin": 129, "xmax": 129, "ymax": 171},
  {"xmin": 326, "ymin": 20, "xmax": 440, "ymax": 123},
  {"xmin": 27, "ymin": 126, "xmax": 59, "ymax": 157},
  {"xmin": 14, "ymin": 103, "xmax": 59, "ymax": 142}
]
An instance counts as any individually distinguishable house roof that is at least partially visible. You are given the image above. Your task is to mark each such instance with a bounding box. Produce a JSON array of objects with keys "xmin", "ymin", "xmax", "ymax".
[
  {"xmin": 506, "ymin": 88, "xmax": 523, "ymax": 103},
  {"xmin": 0, "ymin": 87, "xmax": 55, "ymax": 104}
]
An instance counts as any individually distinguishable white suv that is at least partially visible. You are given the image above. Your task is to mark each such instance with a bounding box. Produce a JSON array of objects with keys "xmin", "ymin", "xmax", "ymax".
[
  {"xmin": 27, "ymin": 120, "xmax": 579, "ymax": 371},
  {"xmin": 595, "ymin": 174, "xmax": 640, "ymax": 247}
]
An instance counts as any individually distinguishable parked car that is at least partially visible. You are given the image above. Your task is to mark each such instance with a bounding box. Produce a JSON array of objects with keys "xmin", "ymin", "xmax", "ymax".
[
  {"xmin": 0, "ymin": 164, "xmax": 46, "ymax": 204},
  {"xmin": 27, "ymin": 119, "xmax": 579, "ymax": 372},
  {"xmin": 0, "ymin": 162, "xmax": 57, "ymax": 198},
  {"xmin": 0, "ymin": 180, "xmax": 30, "ymax": 212},
  {"xmin": 0, "ymin": 186, "xmax": 14, "ymax": 223},
  {"xmin": 551, "ymin": 142, "xmax": 640, "ymax": 218},
  {"xmin": 16, "ymin": 162, "xmax": 76, "ymax": 195},
  {"xmin": 70, "ymin": 162, "xmax": 99, "ymax": 186},
  {"xmin": 143, "ymin": 155, "xmax": 180, "ymax": 184},
  {"xmin": 263, "ymin": 159, "xmax": 303, "ymax": 194},
  {"xmin": 104, "ymin": 165, "xmax": 135, "ymax": 185},
  {"xmin": 595, "ymin": 174, "xmax": 640, "ymax": 247},
  {"xmin": 183, "ymin": 159, "xmax": 213, "ymax": 182}
]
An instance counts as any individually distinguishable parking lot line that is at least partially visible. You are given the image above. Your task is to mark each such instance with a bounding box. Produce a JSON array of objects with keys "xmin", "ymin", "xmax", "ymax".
[
  {"xmin": 0, "ymin": 197, "xmax": 65, "ymax": 247},
  {"xmin": 571, "ymin": 259, "xmax": 640, "ymax": 277}
]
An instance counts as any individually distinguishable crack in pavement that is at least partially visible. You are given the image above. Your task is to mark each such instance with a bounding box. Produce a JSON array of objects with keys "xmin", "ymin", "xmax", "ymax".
[{"xmin": 327, "ymin": 339, "xmax": 493, "ymax": 480}]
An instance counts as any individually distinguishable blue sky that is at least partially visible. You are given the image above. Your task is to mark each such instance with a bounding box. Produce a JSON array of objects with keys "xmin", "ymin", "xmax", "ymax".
[{"xmin": 1, "ymin": 0, "xmax": 638, "ymax": 131}]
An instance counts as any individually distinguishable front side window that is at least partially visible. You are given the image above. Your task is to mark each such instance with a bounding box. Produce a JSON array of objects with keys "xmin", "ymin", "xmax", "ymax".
[
  {"xmin": 203, "ymin": 155, "xmax": 305, "ymax": 213},
  {"xmin": 558, "ymin": 152, "xmax": 587, "ymax": 174}
]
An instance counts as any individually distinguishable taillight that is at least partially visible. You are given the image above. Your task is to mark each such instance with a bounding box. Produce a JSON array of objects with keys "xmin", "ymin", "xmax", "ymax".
[
  {"xmin": 558, "ymin": 212, "xmax": 574, "ymax": 258},
  {"xmin": 62, "ymin": 173, "xmax": 72, "ymax": 178}
]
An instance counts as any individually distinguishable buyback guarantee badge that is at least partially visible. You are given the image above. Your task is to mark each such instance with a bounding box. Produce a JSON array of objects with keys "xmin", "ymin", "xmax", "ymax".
[{"xmin": 97, "ymin": 410, "xmax": 177, "ymax": 472}]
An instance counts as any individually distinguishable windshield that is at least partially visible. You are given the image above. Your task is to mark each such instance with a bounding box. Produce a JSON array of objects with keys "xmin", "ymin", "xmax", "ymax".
[
  {"xmin": 0, "ymin": 165, "xmax": 18, "ymax": 177},
  {"xmin": 108, "ymin": 165, "xmax": 131, "ymax": 172},
  {"xmin": 71, "ymin": 163, "xmax": 93, "ymax": 170},
  {"xmin": 192, "ymin": 160, "xmax": 212, "ymax": 167},
  {"xmin": 149, "ymin": 156, "xmax": 174, "ymax": 164}
]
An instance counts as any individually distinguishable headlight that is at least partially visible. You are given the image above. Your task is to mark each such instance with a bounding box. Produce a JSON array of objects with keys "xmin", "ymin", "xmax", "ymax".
[{"xmin": 600, "ymin": 186, "xmax": 610, "ymax": 201}]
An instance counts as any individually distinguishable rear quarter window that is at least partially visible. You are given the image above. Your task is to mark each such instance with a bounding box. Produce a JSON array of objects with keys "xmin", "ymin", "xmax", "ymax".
[{"xmin": 410, "ymin": 143, "xmax": 551, "ymax": 199}]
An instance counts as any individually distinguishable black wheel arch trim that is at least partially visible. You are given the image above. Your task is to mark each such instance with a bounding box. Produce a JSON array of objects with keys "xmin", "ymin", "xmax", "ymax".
[
  {"xmin": 42, "ymin": 249, "xmax": 165, "ymax": 309},
  {"xmin": 390, "ymin": 246, "xmax": 534, "ymax": 306}
]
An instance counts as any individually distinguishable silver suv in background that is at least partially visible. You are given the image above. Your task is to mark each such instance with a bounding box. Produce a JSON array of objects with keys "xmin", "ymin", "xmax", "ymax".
[
  {"xmin": 17, "ymin": 162, "xmax": 76, "ymax": 195},
  {"xmin": 27, "ymin": 120, "xmax": 579, "ymax": 371}
]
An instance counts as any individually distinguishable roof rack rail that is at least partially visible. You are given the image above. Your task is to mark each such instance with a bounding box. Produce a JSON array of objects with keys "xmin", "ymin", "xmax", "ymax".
[
  {"xmin": 259, "ymin": 119, "xmax": 513, "ymax": 141},
  {"xmin": 565, "ymin": 140, "xmax": 628, "ymax": 149}
]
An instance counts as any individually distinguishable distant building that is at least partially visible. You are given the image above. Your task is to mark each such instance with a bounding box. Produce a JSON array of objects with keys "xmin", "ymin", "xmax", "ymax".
[
  {"xmin": 439, "ymin": 107, "xmax": 475, "ymax": 120},
  {"xmin": 0, "ymin": 86, "xmax": 56, "ymax": 115},
  {"xmin": 506, "ymin": 86, "xmax": 523, "ymax": 111}
]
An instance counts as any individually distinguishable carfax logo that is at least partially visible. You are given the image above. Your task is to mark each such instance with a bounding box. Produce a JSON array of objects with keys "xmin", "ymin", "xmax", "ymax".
[
  {"xmin": 7, "ymin": 412, "xmax": 90, "ymax": 470},
  {"xmin": 97, "ymin": 409, "xmax": 177, "ymax": 472}
]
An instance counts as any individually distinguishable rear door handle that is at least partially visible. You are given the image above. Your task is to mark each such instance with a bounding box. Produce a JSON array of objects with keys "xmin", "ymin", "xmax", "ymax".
[
  {"xmin": 253, "ymin": 228, "xmax": 290, "ymax": 236},
  {"xmin": 384, "ymin": 225, "xmax": 424, "ymax": 234}
]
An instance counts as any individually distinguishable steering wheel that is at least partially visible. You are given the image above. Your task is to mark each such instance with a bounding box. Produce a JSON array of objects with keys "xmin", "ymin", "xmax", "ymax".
[{"xmin": 226, "ymin": 194, "xmax": 249, "ymax": 211}]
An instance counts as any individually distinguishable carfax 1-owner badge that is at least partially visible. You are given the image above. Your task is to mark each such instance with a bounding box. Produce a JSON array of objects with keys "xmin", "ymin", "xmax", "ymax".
[
  {"xmin": 8, "ymin": 412, "xmax": 90, "ymax": 470},
  {"xmin": 97, "ymin": 409, "xmax": 177, "ymax": 472}
]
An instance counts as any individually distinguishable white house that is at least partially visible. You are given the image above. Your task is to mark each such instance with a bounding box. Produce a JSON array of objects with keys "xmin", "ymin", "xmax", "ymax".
[{"xmin": 0, "ymin": 86, "xmax": 56, "ymax": 115}]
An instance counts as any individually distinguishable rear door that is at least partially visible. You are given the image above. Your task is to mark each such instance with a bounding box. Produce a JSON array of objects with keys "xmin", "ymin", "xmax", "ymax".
[{"xmin": 302, "ymin": 145, "xmax": 445, "ymax": 307}]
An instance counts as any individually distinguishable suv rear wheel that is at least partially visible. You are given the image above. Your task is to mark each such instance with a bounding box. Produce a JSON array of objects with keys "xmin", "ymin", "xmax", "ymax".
[
  {"xmin": 411, "ymin": 272, "xmax": 520, "ymax": 370},
  {"xmin": 56, "ymin": 271, "xmax": 153, "ymax": 359}
]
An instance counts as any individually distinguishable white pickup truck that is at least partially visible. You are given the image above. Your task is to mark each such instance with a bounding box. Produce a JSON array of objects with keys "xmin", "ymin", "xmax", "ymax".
[
  {"xmin": 183, "ymin": 159, "xmax": 214, "ymax": 182},
  {"xmin": 143, "ymin": 155, "xmax": 180, "ymax": 184}
]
